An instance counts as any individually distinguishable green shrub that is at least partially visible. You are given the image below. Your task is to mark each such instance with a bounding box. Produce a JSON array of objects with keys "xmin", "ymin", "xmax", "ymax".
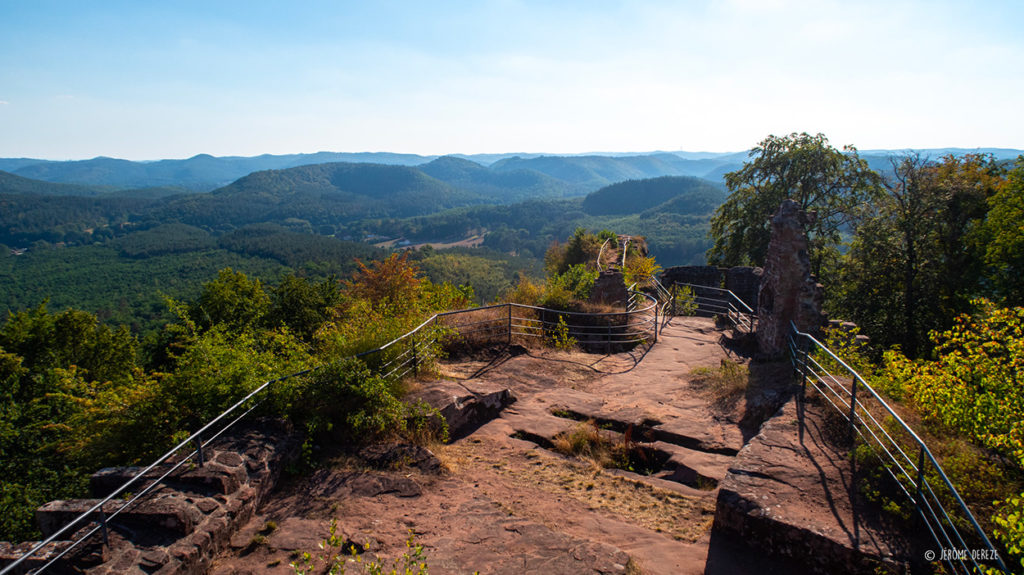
[
  {"xmin": 548, "ymin": 316, "xmax": 577, "ymax": 351},
  {"xmin": 669, "ymin": 285, "xmax": 697, "ymax": 316}
]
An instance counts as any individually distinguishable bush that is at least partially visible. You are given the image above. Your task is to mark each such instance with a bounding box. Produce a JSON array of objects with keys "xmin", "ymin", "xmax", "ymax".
[
  {"xmin": 669, "ymin": 285, "xmax": 697, "ymax": 316},
  {"xmin": 547, "ymin": 264, "xmax": 598, "ymax": 302}
]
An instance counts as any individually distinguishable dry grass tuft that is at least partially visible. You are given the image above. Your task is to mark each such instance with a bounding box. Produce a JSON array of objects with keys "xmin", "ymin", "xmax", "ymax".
[
  {"xmin": 552, "ymin": 421, "xmax": 622, "ymax": 469},
  {"xmin": 689, "ymin": 359, "xmax": 749, "ymax": 411}
]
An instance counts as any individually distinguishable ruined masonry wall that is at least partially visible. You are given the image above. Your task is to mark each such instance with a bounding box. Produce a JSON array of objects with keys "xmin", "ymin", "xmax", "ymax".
[{"xmin": 0, "ymin": 420, "xmax": 300, "ymax": 575}]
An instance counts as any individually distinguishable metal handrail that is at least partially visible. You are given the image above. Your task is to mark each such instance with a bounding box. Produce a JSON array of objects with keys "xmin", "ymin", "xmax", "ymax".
[
  {"xmin": 2, "ymin": 295, "xmax": 661, "ymax": 574},
  {"xmin": 597, "ymin": 237, "xmax": 612, "ymax": 272},
  {"xmin": 787, "ymin": 321, "xmax": 1009, "ymax": 574},
  {"xmin": 664, "ymin": 281, "xmax": 755, "ymax": 333}
]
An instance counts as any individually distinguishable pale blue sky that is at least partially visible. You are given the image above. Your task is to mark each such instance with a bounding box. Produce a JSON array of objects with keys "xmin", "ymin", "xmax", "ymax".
[{"xmin": 1, "ymin": 0, "xmax": 1021, "ymax": 160}]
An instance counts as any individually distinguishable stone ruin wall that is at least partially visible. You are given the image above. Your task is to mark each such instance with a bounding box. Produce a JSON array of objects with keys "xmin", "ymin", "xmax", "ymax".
[
  {"xmin": 0, "ymin": 421, "xmax": 300, "ymax": 575},
  {"xmin": 755, "ymin": 199, "xmax": 827, "ymax": 356},
  {"xmin": 589, "ymin": 270, "xmax": 629, "ymax": 306},
  {"xmin": 660, "ymin": 265, "xmax": 762, "ymax": 309}
]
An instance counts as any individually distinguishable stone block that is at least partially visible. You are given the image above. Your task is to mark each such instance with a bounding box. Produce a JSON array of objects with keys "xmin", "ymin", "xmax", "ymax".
[
  {"xmin": 90, "ymin": 466, "xmax": 147, "ymax": 498},
  {"xmin": 661, "ymin": 265, "xmax": 723, "ymax": 288},
  {"xmin": 176, "ymin": 461, "xmax": 245, "ymax": 495},
  {"xmin": 589, "ymin": 271, "xmax": 628, "ymax": 306},
  {"xmin": 36, "ymin": 499, "xmax": 126, "ymax": 539},
  {"xmin": 724, "ymin": 266, "xmax": 762, "ymax": 309}
]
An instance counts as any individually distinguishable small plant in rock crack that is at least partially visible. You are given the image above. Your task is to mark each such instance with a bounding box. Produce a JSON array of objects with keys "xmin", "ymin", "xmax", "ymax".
[
  {"xmin": 290, "ymin": 519, "xmax": 438, "ymax": 575},
  {"xmin": 549, "ymin": 315, "xmax": 577, "ymax": 351}
]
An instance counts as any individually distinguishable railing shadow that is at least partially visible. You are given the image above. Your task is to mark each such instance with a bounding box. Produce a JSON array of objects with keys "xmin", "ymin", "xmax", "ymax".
[{"xmin": 788, "ymin": 323, "xmax": 1009, "ymax": 574}]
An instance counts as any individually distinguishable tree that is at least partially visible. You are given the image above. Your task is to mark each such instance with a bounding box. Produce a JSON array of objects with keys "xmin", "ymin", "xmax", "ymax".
[
  {"xmin": 346, "ymin": 252, "xmax": 422, "ymax": 314},
  {"xmin": 188, "ymin": 268, "xmax": 270, "ymax": 332},
  {"xmin": 832, "ymin": 154, "xmax": 1001, "ymax": 355},
  {"xmin": 269, "ymin": 274, "xmax": 343, "ymax": 342},
  {"xmin": 983, "ymin": 156, "xmax": 1024, "ymax": 305},
  {"xmin": 708, "ymin": 132, "xmax": 880, "ymax": 275}
]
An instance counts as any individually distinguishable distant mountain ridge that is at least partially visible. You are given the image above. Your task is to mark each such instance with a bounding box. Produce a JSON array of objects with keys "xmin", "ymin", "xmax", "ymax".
[
  {"xmin": 0, "ymin": 150, "xmax": 752, "ymax": 193},
  {"xmin": 3, "ymin": 147, "xmax": 1019, "ymax": 198}
]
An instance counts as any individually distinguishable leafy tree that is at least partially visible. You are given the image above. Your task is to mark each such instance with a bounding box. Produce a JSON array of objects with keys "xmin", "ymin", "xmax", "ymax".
[
  {"xmin": 874, "ymin": 301, "xmax": 1024, "ymax": 568},
  {"xmin": 982, "ymin": 156, "xmax": 1024, "ymax": 305},
  {"xmin": 269, "ymin": 274, "xmax": 344, "ymax": 342},
  {"xmin": 708, "ymin": 132, "xmax": 880, "ymax": 274},
  {"xmin": 623, "ymin": 255, "xmax": 662, "ymax": 287},
  {"xmin": 548, "ymin": 264, "xmax": 599, "ymax": 302},
  {"xmin": 346, "ymin": 252, "xmax": 422, "ymax": 314},
  {"xmin": 0, "ymin": 302, "xmax": 136, "ymax": 387},
  {"xmin": 545, "ymin": 227, "xmax": 605, "ymax": 276},
  {"xmin": 188, "ymin": 268, "xmax": 271, "ymax": 332},
  {"xmin": 832, "ymin": 154, "xmax": 1001, "ymax": 355},
  {"xmin": 0, "ymin": 305, "xmax": 140, "ymax": 540}
]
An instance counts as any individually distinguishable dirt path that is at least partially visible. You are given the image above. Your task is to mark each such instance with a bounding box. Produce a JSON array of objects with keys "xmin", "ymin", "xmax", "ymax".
[{"xmin": 210, "ymin": 317, "xmax": 783, "ymax": 575}]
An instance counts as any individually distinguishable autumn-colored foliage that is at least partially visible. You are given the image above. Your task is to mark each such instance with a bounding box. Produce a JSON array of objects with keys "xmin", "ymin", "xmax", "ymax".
[{"xmin": 347, "ymin": 252, "xmax": 423, "ymax": 313}]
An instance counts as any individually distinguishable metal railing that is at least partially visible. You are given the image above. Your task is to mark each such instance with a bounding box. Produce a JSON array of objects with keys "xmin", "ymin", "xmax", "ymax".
[
  {"xmin": 597, "ymin": 237, "xmax": 612, "ymax": 271},
  {"xmin": 629, "ymin": 275, "xmax": 675, "ymax": 332},
  {"xmin": 1, "ymin": 294, "xmax": 660, "ymax": 574},
  {"xmin": 787, "ymin": 322, "xmax": 1009, "ymax": 574},
  {"xmin": 664, "ymin": 281, "xmax": 755, "ymax": 333},
  {"xmin": 510, "ymin": 295, "xmax": 659, "ymax": 349}
]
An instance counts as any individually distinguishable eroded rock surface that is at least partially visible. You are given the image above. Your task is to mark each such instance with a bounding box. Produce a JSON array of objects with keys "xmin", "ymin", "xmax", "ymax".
[{"xmin": 712, "ymin": 397, "xmax": 911, "ymax": 574}]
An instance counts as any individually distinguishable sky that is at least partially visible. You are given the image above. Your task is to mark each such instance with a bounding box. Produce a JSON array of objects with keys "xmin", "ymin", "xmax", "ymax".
[{"xmin": 1, "ymin": 0, "xmax": 1022, "ymax": 160}]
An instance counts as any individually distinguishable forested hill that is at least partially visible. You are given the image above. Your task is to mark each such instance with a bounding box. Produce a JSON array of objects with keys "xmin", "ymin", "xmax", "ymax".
[
  {"xmin": 5, "ymin": 148, "xmax": 1022, "ymax": 194},
  {"xmin": 417, "ymin": 156, "xmax": 570, "ymax": 202},
  {"xmin": 3, "ymin": 152, "xmax": 436, "ymax": 192},
  {"xmin": 489, "ymin": 153, "xmax": 741, "ymax": 194},
  {"xmin": 582, "ymin": 175, "xmax": 726, "ymax": 215},
  {"xmin": 149, "ymin": 162, "xmax": 487, "ymax": 228},
  {"xmin": 0, "ymin": 170, "xmax": 113, "ymax": 196}
]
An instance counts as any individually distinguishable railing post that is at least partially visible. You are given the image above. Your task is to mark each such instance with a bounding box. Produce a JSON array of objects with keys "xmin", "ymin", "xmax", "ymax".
[
  {"xmin": 606, "ymin": 324, "xmax": 612, "ymax": 355},
  {"xmin": 193, "ymin": 435, "xmax": 205, "ymax": 468},
  {"xmin": 799, "ymin": 336, "xmax": 809, "ymax": 403},
  {"xmin": 654, "ymin": 304, "xmax": 659, "ymax": 343},
  {"xmin": 412, "ymin": 336, "xmax": 419, "ymax": 375},
  {"xmin": 508, "ymin": 304, "xmax": 512, "ymax": 346},
  {"xmin": 98, "ymin": 508, "xmax": 109, "ymax": 547},
  {"xmin": 915, "ymin": 446, "xmax": 927, "ymax": 511},
  {"xmin": 848, "ymin": 375, "xmax": 858, "ymax": 444}
]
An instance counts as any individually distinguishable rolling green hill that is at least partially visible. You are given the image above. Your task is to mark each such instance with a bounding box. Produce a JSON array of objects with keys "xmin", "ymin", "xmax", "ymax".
[
  {"xmin": 0, "ymin": 170, "xmax": 113, "ymax": 196},
  {"xmin": 151, "ymin": 162, "xmax": 487, "ymax": 229},
  {"xmin": 582, "ymin": 175, "xmax": 726, "ymax": 215},
  {"xmin": 364, "ymin": 173, "xmax": 726, "ymax": 267},
  {"xmin": 7, "ymin": 152, "xmax": 437, "ymax": 192},
  {"xmin": 0, "ymin": 191, "xmax": 154, "ymax": 244},
  {"xmin": 418, "ymin": 156, "xmax": 569, "ymax": 202},
  {"xmin": 488, "ymin": 153, "xmax": 713, "ymax": 193}
]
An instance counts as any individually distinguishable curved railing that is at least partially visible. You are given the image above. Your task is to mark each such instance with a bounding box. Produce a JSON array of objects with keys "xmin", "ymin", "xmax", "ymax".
[
  {"xmin": 1, "ymin": 293, "xmax": 660, "ymax": 574},
  {"xmin": 788, "ymin": 322, "xmax": 1008, "ymax": 574}
]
